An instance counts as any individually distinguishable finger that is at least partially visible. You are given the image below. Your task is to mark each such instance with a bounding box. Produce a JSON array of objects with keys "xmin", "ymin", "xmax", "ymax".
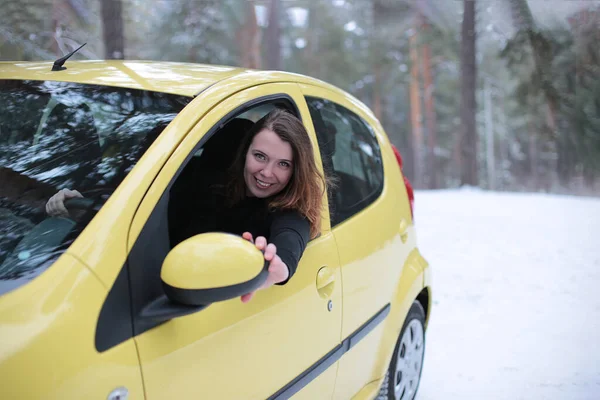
[
  {"xmin": 55, "ymin": 193, "xmax": 69, "ymax": 214},
  {"xmin": 63, "ymin": 189, "xmax": 82, "ymax": 200},
  {"xmin": 67, "ymin": 189, "xmax": 84, "ymax": 199},
  {"xmin": 242, "ymin": 232, "xmax": 254, "ymax": 242},
  {"xmin": 264, "ymin": 243, "xmax": 277, "ymax": 261},
  {"xmin": 47, "ymin": 198, "xmax": 59, "ymax": 216},
  {"xmin": 50, "ymin": 193, "xmax": 69, "ymax": 217},
  {"xmin": 56, "ymin": 202, "xmax": 70, "ymax": 217},
  {"xmin": 47, "ymin": 192, "xmax": 64, "ymax": 216},
  {"xmin": 269, "ymin": 255, "xmax": 289, "ymax": 283},
  {"xmin": 241, "ymin": 292, "xmax": 255, "ymax": 303},
  {"xmin": 48, "ymin": 205, "xmax": 68, "ymax": 218},
  {"xmin": 255, "ymin": 236, "xmax": 267, "ymax": 251}
]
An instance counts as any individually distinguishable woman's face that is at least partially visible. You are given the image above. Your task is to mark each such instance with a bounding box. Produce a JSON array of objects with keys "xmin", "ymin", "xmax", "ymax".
[{"xmin": 244, "ymin": 128, "xmax": 294, "ymax": 198}]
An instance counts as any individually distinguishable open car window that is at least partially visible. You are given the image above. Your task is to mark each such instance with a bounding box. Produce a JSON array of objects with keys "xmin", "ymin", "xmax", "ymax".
[
  {"xmin": 0, "ymin": 79, "xmax": 190, "ymax": 296},
  {"xmin": 168, "ymin": 102, "xmax": 284, "ymax": 248}
]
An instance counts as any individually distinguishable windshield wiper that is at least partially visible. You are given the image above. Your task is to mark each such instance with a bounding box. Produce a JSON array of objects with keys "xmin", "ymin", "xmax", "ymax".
[{"xmin": 52, "ymin": 43, "xmax": 87, "ymax": 72}]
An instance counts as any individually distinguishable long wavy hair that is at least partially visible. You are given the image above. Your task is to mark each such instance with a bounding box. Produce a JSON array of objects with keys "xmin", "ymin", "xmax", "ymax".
[{"xmin": 227, "ymin": 109, "xmax": 325, "ymax": 238}]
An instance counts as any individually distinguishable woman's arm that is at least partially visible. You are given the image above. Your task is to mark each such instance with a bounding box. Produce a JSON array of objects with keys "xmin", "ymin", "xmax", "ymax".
[
  {"xmin": 267, "ymin": 210, "xmax": 310, "ymax": 283},
  {"xmin": 239, "ymin": 210, "xmax": 310, "ymax": 302}
]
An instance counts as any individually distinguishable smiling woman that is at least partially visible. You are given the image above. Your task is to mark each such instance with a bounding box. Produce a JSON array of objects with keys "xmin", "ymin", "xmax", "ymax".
[
  {"xmin": 171, "ymin": 108, "xmax": 326, "ymax": 302},
  {"xmin": 227, "ymin": 109, "xmax": 325, "ymax": 237},
  {"xmin": 243, "ymin": 129, "xmax": 294, "ymax": 198}
]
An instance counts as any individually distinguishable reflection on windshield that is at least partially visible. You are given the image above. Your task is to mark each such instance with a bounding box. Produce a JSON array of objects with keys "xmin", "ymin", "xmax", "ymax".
[{"xmin": 0, "ymin": 79, "xmax": 190, "ymax": 295}]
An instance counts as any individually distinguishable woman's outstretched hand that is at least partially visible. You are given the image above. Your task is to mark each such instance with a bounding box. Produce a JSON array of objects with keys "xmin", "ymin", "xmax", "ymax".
[
  {"xmin": 45, "ymin": 189, "xmax": 83, "ymax": 217},
  {"xmin": 240, "ymin": 232, "xmax": 289, "ymax": 303}
]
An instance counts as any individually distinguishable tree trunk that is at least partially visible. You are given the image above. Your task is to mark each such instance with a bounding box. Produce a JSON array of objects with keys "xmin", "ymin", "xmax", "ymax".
[
  {"xmin": 420, "ymin": 20, "xmax": 438, "ymax": 189},
  {"xmin": 372, "ymin": 64, "xmax": 383, "ymax": 121},
  {"xmin": 409, "ymin": 19, "xmax": 424, "ymax": 189},
  {"xmin": 529, "ymin": 128, "xmax": 538, "ymax": 188},
  {"xmin": 52, "ymin": 0, "xmax": 60, "ymax": 56},
  {"xmin": 371, "ymin": 0, "xmax": 383, "ymax": 122},
  {"xmin": 525, "ymin": 96, "xmax": 539, "ymax": 189},
  {"xmin": 460, "ymin": 0, "xmax": 478, "ymax": 186},
  {"xmin": 100, "ymin": 0, "xmax": 125, "ymax": 59},
  {"xmin": 483, "ymin": 78, "xmax": 496, "ymax": 189},
  {"xmin": 237, "ymin": 2, "xmax": 261, "ymax": 69},
  {"xmin": 507, "ymin": 0, "xmax": 565, "ymax": 182},
  {"xmin": 306, "ymin": 2, "xmax": 321, "ymax": 78},
  {"xmin": 266, "ymin": 0, "xmax": 281, "ymax": 70},
  {"xmin": 507, "ymin": 0, "xmax": 558, "ymax": 134}
]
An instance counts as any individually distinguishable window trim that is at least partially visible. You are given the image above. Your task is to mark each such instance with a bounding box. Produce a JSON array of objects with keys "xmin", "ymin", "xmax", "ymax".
[{"xmin": 305, "ymin": 96, "xmax": 384, "ymax": 228}]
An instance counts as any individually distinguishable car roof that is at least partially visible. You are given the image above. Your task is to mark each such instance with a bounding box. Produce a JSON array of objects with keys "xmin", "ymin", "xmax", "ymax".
[
  {"xmin": 0, "ymin": 60, "xmax": 369, "ymax": 119},
  {"xmin": 0, "ymin": 60, "xmax": 253, "ymax": 97}
]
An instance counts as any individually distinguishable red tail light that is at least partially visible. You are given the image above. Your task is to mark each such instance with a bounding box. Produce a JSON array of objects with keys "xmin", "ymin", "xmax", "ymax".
[
  {"xmin": 392, "ymin": 144, "xmax": 404, "ymax": 169},
  {"xmin": 391, "ymin": 145, "xmax": 414, "ymax": 219}
]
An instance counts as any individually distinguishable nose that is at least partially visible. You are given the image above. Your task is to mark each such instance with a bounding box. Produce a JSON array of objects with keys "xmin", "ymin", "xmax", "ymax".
[{"xmin": 260, "ymin": 164, "xmax": 274, "ymax": 178}]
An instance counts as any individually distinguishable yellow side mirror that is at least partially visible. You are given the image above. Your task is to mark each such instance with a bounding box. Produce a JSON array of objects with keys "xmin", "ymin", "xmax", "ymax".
[{"xmin": 161, "ymin": 233, "xmax": 267, "ymax": 305}]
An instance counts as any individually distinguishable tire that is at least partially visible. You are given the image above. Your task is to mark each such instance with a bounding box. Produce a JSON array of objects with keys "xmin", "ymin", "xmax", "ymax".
[{"xmin": 377, "ymin": 301, "xmax": 426, "ymax": 400}]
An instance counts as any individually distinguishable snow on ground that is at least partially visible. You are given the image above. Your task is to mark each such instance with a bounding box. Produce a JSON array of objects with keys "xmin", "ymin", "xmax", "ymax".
[{"xmin": 414, "ymin": 189, "xmax": 600, "ymax": 400}]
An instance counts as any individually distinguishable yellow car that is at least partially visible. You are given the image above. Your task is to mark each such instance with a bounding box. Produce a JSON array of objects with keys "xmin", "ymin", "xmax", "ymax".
[{"xmin": 0, "ymin": 58, "xmax": 431, "ymax": 400}]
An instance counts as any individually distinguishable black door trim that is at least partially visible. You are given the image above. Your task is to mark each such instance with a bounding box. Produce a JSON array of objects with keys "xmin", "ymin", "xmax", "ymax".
[{"xmin": 268, "ymin": 303, "xmax": 391, "ymax": 400}]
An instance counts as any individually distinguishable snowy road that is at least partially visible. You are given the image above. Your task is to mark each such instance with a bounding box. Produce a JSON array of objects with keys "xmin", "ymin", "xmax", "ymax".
[{"xmin": 414, "ymin": 189, "xmax": 600, "ymax": 400}]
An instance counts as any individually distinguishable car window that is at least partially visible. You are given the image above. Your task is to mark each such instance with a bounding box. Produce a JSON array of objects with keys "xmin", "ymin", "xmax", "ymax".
[
  {"xmin": 168, "ymin": 101, "xmax": 284, "ymax": 248},
  {"xmin": 305, "ymin": 96, "xmax": 383, "ymax": 227},
  {"xmin": 236, "ymin": 103, "xmax": 279, "ymax": 122},
  {"xmin": 188, "ymin": 103, "xmax": 279, "ymax": 159},
  {"xmin": 0, "ymin": 80, "xmax": 189, "ymax": 296}
]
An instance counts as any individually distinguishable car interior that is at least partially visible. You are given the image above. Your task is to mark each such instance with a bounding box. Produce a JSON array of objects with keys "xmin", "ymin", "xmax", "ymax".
[
  {"xmin": 167, "ymin": 116, "xmax": 255, "ymax": 247},
  {"xmin": 166, "ymin": 99, "xmax": 380, "ymax": 240},
  {"xmin": 307, "ymin": 103, "xmax": 377, "ymax": 226},
  {"xmin": 0, "ymin": 99, "xmax": 176, "ymax": 282}
]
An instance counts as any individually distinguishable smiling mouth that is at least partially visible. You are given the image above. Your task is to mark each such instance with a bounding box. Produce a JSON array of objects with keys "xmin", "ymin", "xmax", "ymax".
[{"xmin": 255, "ymin": 177, "xmax": 273, "ymax": 189}]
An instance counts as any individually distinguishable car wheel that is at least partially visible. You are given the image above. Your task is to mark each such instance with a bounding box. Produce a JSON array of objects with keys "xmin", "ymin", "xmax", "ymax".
[{"xmin": 377, "ymin": 301, "xmax": 426, "ymax": 400}]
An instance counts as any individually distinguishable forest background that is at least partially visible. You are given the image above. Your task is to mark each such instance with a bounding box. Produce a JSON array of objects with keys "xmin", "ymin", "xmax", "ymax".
[{"xmin": 3, "ymin": 0, "xmax": 599, "ymax": 195}]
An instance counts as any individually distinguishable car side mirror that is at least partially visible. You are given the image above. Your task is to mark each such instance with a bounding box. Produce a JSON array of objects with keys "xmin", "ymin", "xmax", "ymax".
[{"xmin": 161, "ymin": 233, "xmax": 268, "ymax": 306}]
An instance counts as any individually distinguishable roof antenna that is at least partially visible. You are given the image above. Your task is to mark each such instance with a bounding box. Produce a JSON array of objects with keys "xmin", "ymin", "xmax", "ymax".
[{"xmin": 52, "ymin": 42, "xmax": 87, "ymax": 71}]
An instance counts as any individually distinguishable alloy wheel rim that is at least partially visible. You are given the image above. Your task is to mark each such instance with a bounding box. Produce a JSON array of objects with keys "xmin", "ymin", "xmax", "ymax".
[{"xmin": 394, "ymin": 319, "xmax": 424, "ymax": 400}]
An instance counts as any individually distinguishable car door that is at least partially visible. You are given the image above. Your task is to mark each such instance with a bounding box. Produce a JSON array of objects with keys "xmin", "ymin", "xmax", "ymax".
[
  {"xmin": 302, "ymin": 85, "xmax": 415, "ymax": 399},
  {"xmin": 127, "ymin": 83, "xmax": 342, "ymax": 399}
]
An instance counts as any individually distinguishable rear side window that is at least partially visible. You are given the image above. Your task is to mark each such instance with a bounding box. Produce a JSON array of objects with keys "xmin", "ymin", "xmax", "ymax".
[
  {"xmin": 306, "ymin": 97, "xmax": 383, "ymax": 227},
  {"xmin": 0, "ymin": 80, "xmax": 189, "ymax": 296}
]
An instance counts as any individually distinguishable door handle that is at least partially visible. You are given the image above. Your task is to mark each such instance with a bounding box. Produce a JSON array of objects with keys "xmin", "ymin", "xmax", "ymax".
[{"xmin": 316, "ymin": 266, "xmax": 335, "ymax": 299}]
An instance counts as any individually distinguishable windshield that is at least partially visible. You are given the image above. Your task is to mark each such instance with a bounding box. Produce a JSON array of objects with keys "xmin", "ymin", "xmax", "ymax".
[{"xmin": 0, "ymin": 80, "xmax": 190, "ymax": 295}]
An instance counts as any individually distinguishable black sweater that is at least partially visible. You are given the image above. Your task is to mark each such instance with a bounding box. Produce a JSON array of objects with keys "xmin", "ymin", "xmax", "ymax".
[{"xmin": 174, "ymin": 181, "xmax": 310, "ymax": 282}]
